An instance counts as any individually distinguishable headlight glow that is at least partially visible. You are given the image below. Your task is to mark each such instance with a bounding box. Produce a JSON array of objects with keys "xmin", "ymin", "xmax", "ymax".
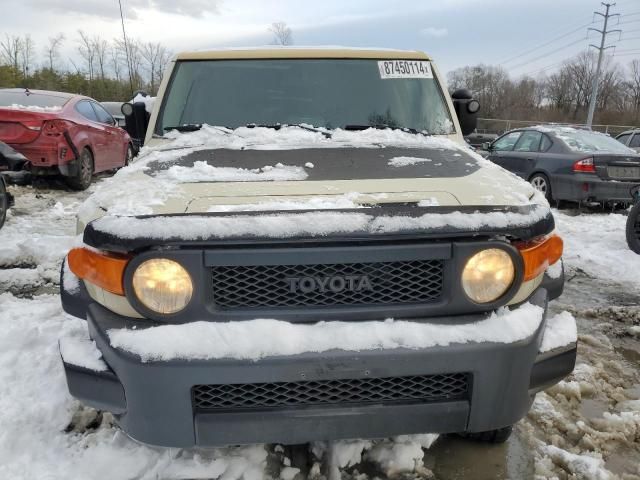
[
  {"xmin": 132, "ymin": 258, "xmax": 193, "ymax": 314},
  {"xmin": 462, "ymin": 249, "xmax": 515, "ymax": 304}
]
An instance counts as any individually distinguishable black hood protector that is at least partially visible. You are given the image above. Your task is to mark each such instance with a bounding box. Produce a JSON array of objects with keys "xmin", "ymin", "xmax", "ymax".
[
  {"xmin": 145, "ymin": 146, "xmax": 480, "ymax": 181},
  {"xmin": 83, "ymin": 204, "xmax": 555, "ymax": 253}
]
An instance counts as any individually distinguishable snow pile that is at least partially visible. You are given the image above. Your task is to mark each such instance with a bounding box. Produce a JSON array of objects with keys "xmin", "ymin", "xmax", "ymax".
[
  {"xmin": 131, "ymin": 93, "xmax": 155, "ymax": 114},
  {"xmin": 554, "ymin": 210, "xmax": 640, "ymax": 287},
  {"xmin": 107, "ymin": 303, "xmax": 544, "ymax": 362},
  {"xmin": 365, "ymin": 434, "xmax": 438, "ymax": 477},
  {"xmin": 62, "ymin": 258, "xmax": 80, "ymax": 294},
  {"xmin": 159, "ymin": 160, "xmax": 309, "ymax": 183},
  {"xmin": 0, "ymin": 190, "xmax": 82, "ymax": 291},
  {"xmin": 91, "ymin": 205, "xmax": 550, "ymax": 241},
  {"xmin": 2, "ymin": 104, "xmax": 62, "ymax": 112},
  {"xmin": 546, "ymin": 259, "xmax": 563, "ymax": 279},
  {"xmin": 59, "ymin": 334, "xmax": 108, "ymax": 372},
  {"xmin": 540, "ymin": 445, "xmax": 612, "ymax": 480},
  {"xmin": 540, "ymin": 311, "xmax": 577, "ymax": 352},
  {"xmin": 0, "ymin": 292, "xmax": 277, "ymax": 479},
  {"xmin": 387, "ymin": 156, "xmax": 432, "ymax": 167}
]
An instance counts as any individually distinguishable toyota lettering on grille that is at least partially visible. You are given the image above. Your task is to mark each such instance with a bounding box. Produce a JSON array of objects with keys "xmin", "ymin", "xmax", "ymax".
[{"xmin": 286, "ymin": 274, "xmax": 373, "ymax": 294}]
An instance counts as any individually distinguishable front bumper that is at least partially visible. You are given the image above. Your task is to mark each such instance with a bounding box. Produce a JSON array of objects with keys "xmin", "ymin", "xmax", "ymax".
[
  {"xmin": 60, "ymin": 275, "xmax": 575, "ymax": 448},
  {"xmin": 553, "ymin": 173, "xmax": 639, "ymax": 202}
]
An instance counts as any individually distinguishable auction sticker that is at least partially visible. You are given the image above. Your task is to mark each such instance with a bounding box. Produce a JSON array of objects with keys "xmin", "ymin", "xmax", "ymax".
[{"xmin": 378, "ymin": 60, "xmax": 433, "ymax": 79}]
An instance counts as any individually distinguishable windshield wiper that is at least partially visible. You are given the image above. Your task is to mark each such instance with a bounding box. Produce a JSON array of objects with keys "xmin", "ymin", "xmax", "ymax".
[
  {"xmin": 343, "ymin": 124, "xmax": 431, "ymax": 136},
  {"xmin": 164, "ymin": 123, "xmax": 203, "ymax": 132},
  {"xmin": 245, "ymin": 123, "xmax": 332, "ymax": 138}
]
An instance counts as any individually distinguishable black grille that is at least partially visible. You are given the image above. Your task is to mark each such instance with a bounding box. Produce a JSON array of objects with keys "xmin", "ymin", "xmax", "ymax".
[
  {"xmin": 211, "ymin": 260, "xmax": 444, "ymax": 309},
  {"xmin": 192, "ymin": 373, "xmax": 469, "ymax": 411}
]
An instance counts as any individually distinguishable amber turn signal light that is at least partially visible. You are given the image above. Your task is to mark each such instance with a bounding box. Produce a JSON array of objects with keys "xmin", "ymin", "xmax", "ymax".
[
  {"xmin": 516, "ymin": 234, "xmax": 563, "ymax": 282},
  {"xmin": 67, "ymin": 248, "xmax": 131, "ymax": 295}
]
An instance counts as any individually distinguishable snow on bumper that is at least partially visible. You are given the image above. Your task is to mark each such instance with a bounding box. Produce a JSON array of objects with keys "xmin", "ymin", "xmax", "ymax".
[
  {"xmin": 107, "ymin": 302, "xmax": 545, "ymax": 362},
  {"xmin": 59, "ymin": 288, "xmax": 577, "ymax": 448}
]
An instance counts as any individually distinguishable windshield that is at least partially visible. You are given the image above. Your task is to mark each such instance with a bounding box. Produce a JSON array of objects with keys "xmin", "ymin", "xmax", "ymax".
[
  {"xmin": 0, "ymin": 91, "xmax": 69, "ymax": 109},
  {"xmin": 555, "ymin": 128, "xmax": 636, "ymax": 155},
  {"xmin": 155, "ymin": 59, "xmax": 455, "ymax": 135}
]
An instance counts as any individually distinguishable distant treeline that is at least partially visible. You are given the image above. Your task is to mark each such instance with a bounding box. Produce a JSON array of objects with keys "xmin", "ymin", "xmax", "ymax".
[
  {"xmin": 0, "ymin": 32, "xmax": 171, "ymax": 101},
  {"xmin": 448, "ymin": 50, "xmax": 640, "ymax": 127}
]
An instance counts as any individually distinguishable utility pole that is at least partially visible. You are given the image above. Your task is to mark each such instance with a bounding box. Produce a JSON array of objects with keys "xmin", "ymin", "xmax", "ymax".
[
  {"xmin": 118, "ymin": 0, "xmax": 135, "ymax": 97},
  {"xmin": 586, "ymin": 2, "xmax": 620, "ymax": 128}
]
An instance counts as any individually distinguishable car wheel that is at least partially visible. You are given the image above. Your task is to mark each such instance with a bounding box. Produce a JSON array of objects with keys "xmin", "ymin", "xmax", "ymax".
[
  {"xmin": 458, "ymin": 425, "xmax": 513, "ymax": 444},
  {"xmin": 530, "ymin": 173, "xmax": 553, "ymax": 202},
  {"xmin": 66, "ymin": 148, "xmax": 94, "ymax": 191},
  {"xmin": 626, "ymin": 203, "xmax": 640, "ymax": 254},
  {"xmin": 0, "ymin": 179, "xmax": 7, "ymax": 230}
]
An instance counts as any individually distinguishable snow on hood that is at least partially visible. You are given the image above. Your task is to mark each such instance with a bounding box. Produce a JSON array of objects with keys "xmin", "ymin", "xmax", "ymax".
[{"xmin": 78, "ymin": 126, "xmax": 546, "ymax": 227}]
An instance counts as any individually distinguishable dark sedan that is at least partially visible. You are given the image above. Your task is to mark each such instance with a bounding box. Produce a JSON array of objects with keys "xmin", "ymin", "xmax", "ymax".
[
  {"xmin": 483, "ymin": 126, "xmax": 640, "ymax": 203},
  {"xmin": 615, "ymin": 129, "xmax": 640, "ymax": 153}
]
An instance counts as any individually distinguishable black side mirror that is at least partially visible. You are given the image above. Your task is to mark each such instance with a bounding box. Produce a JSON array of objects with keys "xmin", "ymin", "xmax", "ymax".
[
  {"xmin": 451, "ymin": 88, "xmax": 480, "ymax": 136},
  {"xmin": 122, "ymin": 102, "xmax": 150, "ymax": 150}
]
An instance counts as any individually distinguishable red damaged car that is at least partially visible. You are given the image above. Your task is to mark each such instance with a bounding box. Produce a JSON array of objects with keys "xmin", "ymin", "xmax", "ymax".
[{"xmin": 0, "ymin": 88, "xmax": 133, "ymax": 189}]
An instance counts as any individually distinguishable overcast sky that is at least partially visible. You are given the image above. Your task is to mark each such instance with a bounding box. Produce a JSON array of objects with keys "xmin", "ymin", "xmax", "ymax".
[{"xmin": 4, "ymin": 0, "xmax": 640, "ymax": 77}]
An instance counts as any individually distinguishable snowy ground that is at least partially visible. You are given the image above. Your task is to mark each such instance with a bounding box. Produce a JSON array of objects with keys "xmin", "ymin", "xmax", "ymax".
[{"xmin": 1, "ymin": 180, "xmax": 639, "ymax": 480}]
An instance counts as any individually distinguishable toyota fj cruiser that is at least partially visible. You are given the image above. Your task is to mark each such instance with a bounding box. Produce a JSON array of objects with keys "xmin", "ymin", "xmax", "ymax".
[{"xmin": 59, "ymin": 48, "xmax": 576, "ymax": 448}]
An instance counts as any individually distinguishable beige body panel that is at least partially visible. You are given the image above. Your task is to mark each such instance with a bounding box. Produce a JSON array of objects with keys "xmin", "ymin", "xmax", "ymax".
[
  {"xmin": 83, "ymin": 48, "xmax": 545, "ymax": 318},
  {"xmin": 176, "ymin": 48, "xmax": 431, "ymax": 61}
]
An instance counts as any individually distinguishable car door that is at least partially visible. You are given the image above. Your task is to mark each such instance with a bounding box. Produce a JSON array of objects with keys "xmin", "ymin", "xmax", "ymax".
[
  {"xmin": 629, "ymin": 133, "xmax": 640, "ymax": 154},
  {"xmin": 91, "ymin": 101, "xmax": 124, "ymax": 167},
  {"xmin": 487, "ymin": 131, "xmax": 522, "ymax": 173},
  {"xmin": 510, "ymin": 130, "xmax": 543, "ymax": 178},
  {"xmin": 75, "ymin": 100, "xmax": 111, "ymax": 172}
]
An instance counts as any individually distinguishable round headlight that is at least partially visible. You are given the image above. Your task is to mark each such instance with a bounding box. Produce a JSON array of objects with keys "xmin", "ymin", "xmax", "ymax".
[
  {"xmin": 132, "ymin": 259, "xmax": 193, "ymax": 314},
  {"xmin": 121, "ymin": 102, "xmax": 134, "ymax": 116},
  {"xmin": 467, "ymin": 99, "xmax": 480, "ymax": 114},
  {"xmin": 462, "ymin": 249, "xmax": 515, "ymax": 304}
]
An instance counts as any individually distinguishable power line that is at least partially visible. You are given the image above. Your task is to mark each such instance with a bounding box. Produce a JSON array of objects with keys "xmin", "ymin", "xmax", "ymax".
[
  {"xmin": 586, "ymin": 2, "xmax": 620, "ymax": 128},
  {"xmin": 508, "ymin": 37, "xmax": 589, "ymax": 72},
  {"xmin": 498, "ymin": 21, "xmax": 594, "ymax": 65}
]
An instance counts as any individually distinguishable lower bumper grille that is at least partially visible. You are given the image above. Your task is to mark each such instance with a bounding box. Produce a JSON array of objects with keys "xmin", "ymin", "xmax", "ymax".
[{"xmin": 192, "ymin": 373, "xmax": 469, "ymax": 411}]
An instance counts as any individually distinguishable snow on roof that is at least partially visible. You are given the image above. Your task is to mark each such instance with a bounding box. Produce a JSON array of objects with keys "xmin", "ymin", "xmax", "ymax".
[
  {"xmin": 108, "ymin": 302, "xmax": 545, "ymax": 362},
  {"xmin": 529, "ymin": 124, "xmax": 635, "ymax": 154}
]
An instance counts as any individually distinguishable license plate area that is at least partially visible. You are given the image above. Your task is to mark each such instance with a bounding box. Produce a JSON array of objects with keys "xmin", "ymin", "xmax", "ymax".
[{"xmin": 607, "ymin": 166, "xmax": 640, "ymax": 179}]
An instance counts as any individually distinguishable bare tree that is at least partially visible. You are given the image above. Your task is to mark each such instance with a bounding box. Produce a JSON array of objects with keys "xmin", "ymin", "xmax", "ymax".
[
  {"xmin": 141, "ymin": 42, "xmax": 171, "ymax": 93},
  {"xmin": 269, "ymin": 22, "xmax": 293, "ymax": 46},
  {"xmin": 93, "ymin": 37, "xmax": 108, "ymax": 80},
  {"xmin": 110, "ymin": 44, "xmax": 123, "ymax": 82},
  {"xmin": 115, "ymin": 38, "xmax": 144, "ymax": 91},
  {"xmin": 0, "ymin": 35, "xmax": 22, "ymax": 72},
  {"xmin": 20, "ymin": 35, "xmax": 35, "ymax": 77},
  {"xmin": 44, "ymin": 34, "xmax": 65, "ymax": 71},
  {"xmin": 77, "ymin": 30, "xmax": 96, "ymax": 82},
  {"xmin": 627, "ymin": 60, "xmax": 640, "ymax": 117}
]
